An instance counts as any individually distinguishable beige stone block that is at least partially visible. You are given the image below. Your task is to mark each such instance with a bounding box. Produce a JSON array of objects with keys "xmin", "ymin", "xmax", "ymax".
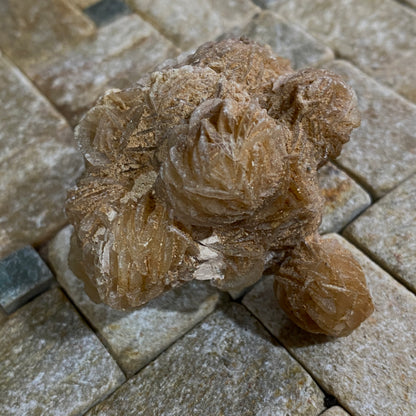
[
  {"xmin": 86, "ymin": 304, "xmax": 326, "ymax": 415},
  {"xmin": 0, "ymin": 0, "xmax": 95, "ymax": 75}
]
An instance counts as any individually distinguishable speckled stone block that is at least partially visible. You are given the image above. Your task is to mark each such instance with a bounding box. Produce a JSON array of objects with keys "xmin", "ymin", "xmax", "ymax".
[
  {"xmin": 322, "ymin": 407, "xmax": 351, "ymax": 416},
  {"xmin": 229, "ymin": 11, "xmax": 334, "ymax": 69},
  {"xmin": 0, "ymin": 287, "xmax": 125, "ymax": 416},
  {"xmin": 33, "ymin": 14, "xmax": 179, "ymax": 126},
  {"xmin": 270, "ymin": 0, "xmax": 416, "ymax": 103},
  {"xmin": 318, "ymin": 163, "xmax": 371, "ymax": 234},
  {"xmin": 344, "ymin": 174, "xmax": 416, "ymax": 293},
  {"xmin": 0, "ymin": 246, "xmax": 53, "ymax": 313},
  {"xmin": 325, "ymin": 60, "xmax": 416, "ymax": 198},
  {"xmin": 125, "ymin": 0, "xmax": 260, "ymax": 50},
  {"xmin": 0, "ymin": 55, "xmax": 84, "ymax": 258},
  {"xmin": 243, "ymin": 234, "xmax": 416, "ymax": 416},
  {"xmin": 86, "ymin": 303, "xmax": 325, "ymax": 416},
  {"xmin": 0, "ymin": 0, "xmax": 95, "ymax": 75},
  {"xmin": 84, "ymin": 0, "xmax": 131, "ymax": 27},
  {"xmin": 46, "ymin": 226, "xmax": 228, "ymax": 376}
]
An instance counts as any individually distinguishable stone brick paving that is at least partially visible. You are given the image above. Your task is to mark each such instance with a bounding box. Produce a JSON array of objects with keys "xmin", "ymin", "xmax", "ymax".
[{"xmin": 0, "ymin": 0, "xmax": 415, "ymax": 415}]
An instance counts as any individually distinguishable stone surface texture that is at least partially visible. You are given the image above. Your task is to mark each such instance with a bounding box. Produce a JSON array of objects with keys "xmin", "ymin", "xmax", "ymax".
[
  {"xmin": 243, "ymin": 234, "xmax": 416, "ymax": 416},
  {"xmin": 86, "ymin": 303, "xmax": 326, "ymax": 416},
  {"xmin": 0, "ymin": 0, "xmax": 95, "ymax": 75},
  {"xmin": 46, "ymin": 226, "xmax": 228, "ymax": 376},
  {"xmin": 325, "ymin": 60, "xmax": 416, "ymax": 198},
  {"xmin": 318, "ymin": 163, "xmax": 371, "ymax": 234},
  {"xmin": 232, "ymin": 11, "xmax": 334, "ymax": 69},
  {"xmin": 270, "ymin": 0, "xmax": 416, "ymax": 103},
  {"xmin": 125, "ymin": 0, "xmax": 260, "ymax": 49},
  {"xmin": 0, "ymin": 288, "xmax": 125, "ymax": 416},
  {"xmin": 33, "ymin": 14, "xmax": 179, "ymax": 126},
  {"xmin": 0, "ymin": 246, "xmax": 53, "ymax": 313},
  {"xmin": 321, "ymin": 407, "xmax": 351, "ymax": 416},
  {"xmin": 0, "ymin": 54, "xmax": 84, "ymax": 258},
  {"xmin": 344, "ymin": 174, "xmax": 416, "ymax": 293}
]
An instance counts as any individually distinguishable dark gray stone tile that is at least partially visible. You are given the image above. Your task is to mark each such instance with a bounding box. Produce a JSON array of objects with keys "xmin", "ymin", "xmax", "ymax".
[
  {"xmin": 84, "ymin": 0, "xmax": 131, "ymax": 27},
  {"xmin": 0, "ymin": 246, "xmax": 53, "ymax": 313}
]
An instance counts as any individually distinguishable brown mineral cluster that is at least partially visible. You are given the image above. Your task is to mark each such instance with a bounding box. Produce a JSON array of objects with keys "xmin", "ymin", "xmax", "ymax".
[{"xmin": 66, "ymin": 38, "xmax": 374, "ymax": 337}]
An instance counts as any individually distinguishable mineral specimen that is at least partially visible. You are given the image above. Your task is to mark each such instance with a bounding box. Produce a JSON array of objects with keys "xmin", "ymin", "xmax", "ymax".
[{"xmin": 66, "ymin": 38, "xmax": 374, "ymax": 337}]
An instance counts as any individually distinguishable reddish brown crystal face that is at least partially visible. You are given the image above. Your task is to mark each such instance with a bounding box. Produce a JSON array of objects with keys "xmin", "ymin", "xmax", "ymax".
[{"xmin": 66, "ymin": 38, "xmax": 373, "ymax": 336}]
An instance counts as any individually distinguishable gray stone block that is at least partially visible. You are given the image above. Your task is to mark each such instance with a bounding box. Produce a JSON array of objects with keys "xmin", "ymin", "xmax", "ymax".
[
  {"xmin": 125, "ymin": 0, "xmax": 260, "ymax": 50},
  {"xmin": 243, "ymin": 234, "xmax": 416, "ymax": 416},
  {"xmin": 232, "ymin": 11, "xmax": 334, "ymax": 69},
  {"xmin": 0, "ymin": 0, "xmax": 95, "ymax": 75},
  {"xmin": 86, "ymin": 303, "xmax": 326, "ymax": 415},
  {"xmin": 0, "ymin": 246, "xmax": 53, "ymax": 313},
  {"xmin": 33, "ymin": 14, "xmax": 179, "ymax": 126},
  {"xmin": 325, "ymin": 60, "xmax": 416, "ymax": 198},
  {"xmin": 0, "ymin": 54, "xmax": 84, "ymax": 258},
  {"xmin": 0, "ymin": 288, "xmax": 125, "ymax": 416},
  {"xmin": 270, "ymin": 0, "xmax": 416, "ymax": 103},
  {"xmin": 46, "ymin": 226, "xmax": 228, "ymax": 376},
  {"xmin": 344, "ymin": 173, "xmax": 416, "ymax": 293},
  {"xmin": 318, "ymin": 163, "xmax": 371, "ymax": 234}
]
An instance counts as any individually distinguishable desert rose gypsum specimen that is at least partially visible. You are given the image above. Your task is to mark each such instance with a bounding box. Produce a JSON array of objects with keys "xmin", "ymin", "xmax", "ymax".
[{"xmin": 66, "ymin": 38, "xmax": 374, "ymax": 337}]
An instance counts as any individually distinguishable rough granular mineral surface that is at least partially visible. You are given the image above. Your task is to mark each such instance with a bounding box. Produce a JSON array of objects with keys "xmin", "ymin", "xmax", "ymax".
[
  {"xmin": 46, "ymin": 225, "xmax": 228, "ymax": 376},
  {"xmin": 86, "ymin": 304, "xmax": 326, "ymax": 416},
  {"xmin": 66, "ymin": 38, "xmax": 373, "ymax": 336},
  {"xmin": 243, "ymin": 235, "xmax": 416, "ymax": 416}
]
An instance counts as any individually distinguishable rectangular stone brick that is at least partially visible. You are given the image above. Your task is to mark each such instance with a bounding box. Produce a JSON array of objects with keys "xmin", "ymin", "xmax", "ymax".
[
  {"xmin": 228, "ymin": 11, "xmax": 334, "ymax": 69},
  {"xmin": 318, "ymin": 163, "xmax": 371, "ymax": 234},
  {"xmin": 270, "ymin": 0, "xmax": 416, "ymax": 103},
  {"xmin": 125, "ymin": 0, "xmax": 260, "ymax": 50},
  {"xmin": 243, "ymin": 234, "xmax": 416, "ymax": 416},
  {"xmin": 0, "ymin": 0, "xmax": 95, "ymax": 75},
  {"xmin": 344, "ymin": 174, "xmax": 416, "ymax": 294},
  {"xmin": 0, "ymin": 246, "xmax": 53, "ymax": 314},
  {"xmin": 33, "ymin": 14, "xmax": 179, "ymax": 126},
  {"xmin": 46, "ymin": 226, "xmax": 228, "ymax": 377},
  {"xmin": 325, "ymin": 60, "xmax": 416, "ymax": 198},
  {"xmin": 86, "ymin": 303, "xmax": 325, "ymax": 416},
  {"xmin": 0, "ymin": 288, "xmax": 125, "ymax": 416},
  {"xmin": 0, "ymin": 55, "xmax": 84, "ymax": 258}
]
